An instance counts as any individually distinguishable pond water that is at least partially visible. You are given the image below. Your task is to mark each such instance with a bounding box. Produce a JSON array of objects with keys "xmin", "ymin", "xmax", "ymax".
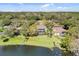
[{"xmin": 0, "ymin": 45, "xmax": 63, "ymax": 56}]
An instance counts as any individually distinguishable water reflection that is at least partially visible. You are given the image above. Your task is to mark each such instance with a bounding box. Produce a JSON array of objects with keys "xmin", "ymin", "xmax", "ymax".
[
  {"xmin": 0, "ymin": 45, "xmax": 63, "ymax": 56},
  {"xmin": 51, "ymin": 47, "xmax": 62, "ymax": 56}
]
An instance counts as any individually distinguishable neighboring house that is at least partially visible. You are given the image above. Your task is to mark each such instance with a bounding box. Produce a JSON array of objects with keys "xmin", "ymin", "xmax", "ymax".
[
  {"xmin": 52, "ymin": 26, "xmax": 66, "ymax": 36},
  {"xmin": 4, "ymin": 25, "xmax": 21, "ymax": 30},
  {"xmin": 37, "ymin": 21, "xmax": 46, "ymax": 35},
  {"xmin": 4, "ymin": 25, "xmax": 13, "ymax": 30},
  {"xmin": 0, "ymin": 32, "xmax": 4, "ymax": 35},
  {"xmin": 37, "ymin": 20, "xmax": 66, "ymax": 36}
]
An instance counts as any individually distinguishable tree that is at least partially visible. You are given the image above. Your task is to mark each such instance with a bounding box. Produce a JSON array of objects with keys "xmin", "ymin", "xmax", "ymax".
[
  {"xmin": 67, "ymin": 27, "xmax": 79, "ymax": 55},
  {"xmin": 1, "ymin": 19, "xmax": 12, "ymax": 26},
  {"xmin": 61, "ymin": 18, "xmax": 77, "ymax": 29},
  {"xmin": 20, "ymin": 21, "xmax": 29, "ymax": 37},
  {"xmin": 61, "ymin": 37, "xmax": 69, "ymax": 50},
  {"xmin": 60, "ymin": 34, "xmax": 71, "ymax": 51},
  {"xmin": 68, "ymin": 26, "xmax": 79, "ymax": 39},
  {"xmin": 5, "ymin": 27, "xmax": 17, "ymax": 37},
  {"xmin": 45, "ymin": 20, "xmax": 54, "ymax": 37},
  {"xmin": 29, "ymin": 23, "xmax": 38, "ymax": 36}
]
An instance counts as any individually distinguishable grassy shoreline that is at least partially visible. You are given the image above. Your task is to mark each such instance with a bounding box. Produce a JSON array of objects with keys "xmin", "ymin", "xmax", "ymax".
[{"xmin": 0, "ymin": 35, "xmax": 61, "ymax": 49}]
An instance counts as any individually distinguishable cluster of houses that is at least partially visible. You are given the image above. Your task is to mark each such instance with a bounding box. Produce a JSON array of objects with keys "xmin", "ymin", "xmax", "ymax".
[
  {"xmin": 37, "ymin": 21, "xmax": 66, "ymax": 36},
  {"xmin": 0, "ymin": 20, "xmax": 66, "ymax": 37}
]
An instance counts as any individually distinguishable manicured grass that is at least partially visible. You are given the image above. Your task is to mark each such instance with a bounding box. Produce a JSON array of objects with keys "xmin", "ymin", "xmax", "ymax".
[
  {"xmin": 26, "ymin": 35, "xmax": 61, "ymax": 48},
  {"xmin": 0, "ymin": 35, "xmax": 26, "ymax": 45},
  {"xmin": 0, "ymin": 35, "xmax": 61, "ymax": 48}
]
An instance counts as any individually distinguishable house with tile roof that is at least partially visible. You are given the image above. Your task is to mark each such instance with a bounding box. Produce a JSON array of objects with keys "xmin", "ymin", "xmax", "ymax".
[{"xmin": 52, "ymin": 26, "xmax": 66, "ymax": 36}]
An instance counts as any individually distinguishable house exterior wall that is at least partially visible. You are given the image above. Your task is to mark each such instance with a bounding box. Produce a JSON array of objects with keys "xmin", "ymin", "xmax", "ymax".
[
  {"xmin": 54, "ymin": 33, "xmax": 60, "ymax": 36},
  {"xmin": 37, "ymin": 29, "xmax": 45, "ymax": 35}
]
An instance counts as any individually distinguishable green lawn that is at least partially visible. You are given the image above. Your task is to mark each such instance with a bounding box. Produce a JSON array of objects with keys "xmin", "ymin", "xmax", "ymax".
[
  {"xmin": 26, "ymin": 35, "xmax": 61, "ymax": 48},
  {"xmin": 0, "ymin": 35, "xmax": 62, "ymax": 49}
]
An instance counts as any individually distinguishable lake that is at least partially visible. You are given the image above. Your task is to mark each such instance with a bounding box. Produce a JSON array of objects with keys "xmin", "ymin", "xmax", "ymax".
[{"xmin": 0, "ymin": 45, "xmax": 64, "ymax": 56}]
